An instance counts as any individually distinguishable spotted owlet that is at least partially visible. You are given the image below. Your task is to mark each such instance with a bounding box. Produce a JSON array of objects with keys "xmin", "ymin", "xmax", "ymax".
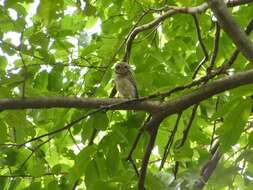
[{"xmin": 115, "ymin": 62, "xmax": 138, "ymax": 98}]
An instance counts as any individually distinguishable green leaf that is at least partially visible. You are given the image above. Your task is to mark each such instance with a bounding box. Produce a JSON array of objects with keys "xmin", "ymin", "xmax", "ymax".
[
  {"xmin": 84, "ymin": 2, "xmax": 97, "ymax": 16},
  {"xmin": 106, "ymin": 146, "xmax": 120, "ymax": 176},
  {"xmin": 146, "ymin": 172, "xmax": 167, "ymax": 190},
  {"xmin": 249, "ymin": 132, "xmax": 253, "ymax": 147},
  {"xmin": 83, "ymin": 112, "xmax": 109, "ymax": 132},
  {"xmin": 0, "ymin": 86, "xmax": 11, "ymax": 98},
  {"xmin": 236, "ymin": 150, "xmax": 253, "ymax": 164},
  {"xmin": 0, "ymin": 1, "xmax": 252, "ymax": 189},
  {"xmin": 86, "ymin": 16, "xmax": 99, "ymax": 29},
  {"xmin": 93, "ymin": 112, "xmax": 109, "ymax": 131},
  {"xmin": 68, "ymin": 145, "xmax": 97, "ymax": 186},
  {"xmin": 8, "ymin": 3, "xmax": 27, "ymax": 17},
  {"xmin": 52, "ymin": 163, "xmax": 70, "ymax": 173},
  {"xmin": 230, "ymin": 84, "xmax": 253, "ymax": 97},
  {"xmin": 0, "ymin": 56, "xmax": 7, "ymax": 70},
  {"xmin": 2, "ymin": 148, "xmax": 18, "ymax": 166},
  {"xmin": 218, "ymin": 98, "xmax": 252, "ymax": 152},
  {"xmin": 85, "ymin": 160, "xmax": 100, "ymax": 189},
  {"xmin": 27, "ymin": 158, "xmax": 45, "ymax": 177},
  {"xmin": 81, "ymin": 123, "xmax": 93, "ymax": 144},
  {"xmin": 174, "ymin": 141, "xmax": 193, "ymax": 162},
  {"xmin": 47, "ymin": 64, "xmax": 63, "ymax": 91},
  {"xmin": 91, "ymin": 181, "xmax": 119, "ymax": 190},
  {"xmin": 33, "ymin": 71, "xmax": 48, "ymax": 90},
  {"xmin": 5, "ymin": 111, "xmax": 35, "ymax": 143},
  {"xmin": 60, "ymin": 14, "xmax": 85, "ymax": 32},
  {"xmin": 29, "ymin": 31, "xmax": 49, "ymax": 49},
  {"xmin": 37, "ymin": 0, "xmax": 64, "ymax": 24},
  {"xmin": 95, "ymin": 155, "xmax": 108, "ymax": 179},
  {"xmin": 0, "ymin": 120, "xmax": 7, "ymax": 144},
  {"xmin": 23, "ymin": 182, "xmax": 42, "ymax": 190}
]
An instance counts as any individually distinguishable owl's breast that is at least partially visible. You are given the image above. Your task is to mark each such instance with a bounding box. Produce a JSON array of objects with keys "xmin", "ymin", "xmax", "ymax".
[{"xmin": 115, "ymin": 75, "xmax": 136, "ymax": 98}]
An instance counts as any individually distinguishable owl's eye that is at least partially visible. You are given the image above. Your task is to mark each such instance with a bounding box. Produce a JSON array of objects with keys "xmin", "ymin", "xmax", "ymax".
[{"xmin": 124, "ymin": 65, "xmax": 128, "ymax": 69}]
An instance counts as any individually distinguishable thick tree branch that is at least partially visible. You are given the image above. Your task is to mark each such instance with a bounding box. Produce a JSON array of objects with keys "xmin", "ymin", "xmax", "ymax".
[
  {"xmin": 226, "ymin": 0, "xmax": 253, "ymax": 6},
  {"xmin": 159, "ymin": 69, "xmax": 253, "ymax": 117},
  {"xmin": 208, "ymin": 0, "xmax": 253, "ymax": 62},
  {"xmin": 226, "ymin": 19, "xmax": 253, "ymax": 67},
  {"xmin": 1, "ymin": 69, "xmax": 253, "ymax": 115},
  {"xmin": 0, "ymin": 97, "xmax": 160, "ymax": 113}
]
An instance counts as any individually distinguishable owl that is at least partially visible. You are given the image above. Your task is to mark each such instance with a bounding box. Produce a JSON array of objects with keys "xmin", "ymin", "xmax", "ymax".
[{"xmin": 114, "ymin": 62, "xmax": 138, "ymax": 98}]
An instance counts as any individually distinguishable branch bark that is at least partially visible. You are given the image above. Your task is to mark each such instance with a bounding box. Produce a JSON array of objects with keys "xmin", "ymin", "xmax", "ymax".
[
  {"xmin": 1, "ymin": 69, "xmax": 253, "ymax": 115},
  {"xmin": 195, "ymin": 148, "xmax": 222, "ymax": 189},
  {"xmin": 138, "ymin": 115, "xmax": 163, "ymax": 190},
  {"xmin": 0, "ymin": 97, "xmax": 160, "ymax": 113},
  {"xmin": 208, "ymin": 0, "xmax": 253, "ymax": 62},
  {"xmin": 159, "ymin": 69, "xmax": 253, "ymax": 117}
]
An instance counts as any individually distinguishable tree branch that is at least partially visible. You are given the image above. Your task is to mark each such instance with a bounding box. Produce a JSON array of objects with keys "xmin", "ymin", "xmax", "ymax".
[
  {"xmin": 1, "ymin": 69, "xmax": 253, "ymax": 116},
  {"xmin": 159, "ymin": 69, "xmax": 253, "ymax": 117},
  {"xmin": 174, "ymin": 105, "xmax": 199, "ymax": 178},
  {"xmin": 208, "ymin": 0, "xmax": 253, "ymax": 62},
  {"xmin": 179, "ymin": 104, "xmax": 198, "ymax": 147},
  {"xmin": 192, "ymin": 14, "xmax": 209, "ymax": 79},
  {"xmin": 195, "ymin": 148, "xmax": 222, "ymax": 189},
  {"xmin": 138, "ymin": 115, "xmax": 163, "ymax": 190},
  {"xmin": 0, "ymin": 97, "xmax": 160, "ymax": 113},
  {"xmin": 207, "ymin": 22, "xmax": 221, "ymax": 74},
  {"xmin": 127, "ymin": 115, "xmax": 152, "ymax": 160},
  {"xmin": 0, "ymin": 172, "xmax": 67, "ymax": 178},
  {"xmin": 123, "ymin": 0, "xmax": 253, "ymax": 61},
  {"xmin": 159, "ymin": 113, "xmax": 182, "ymax": 170},
  {"xmin": 226, "ymin": 0, "xmax": 253, "ymax": 6}
]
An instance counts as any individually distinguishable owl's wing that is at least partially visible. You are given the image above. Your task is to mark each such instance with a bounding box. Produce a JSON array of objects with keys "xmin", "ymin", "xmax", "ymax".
[{"xmin": 128, "ymin": 71, "xmax": 138, "ymax": 98}]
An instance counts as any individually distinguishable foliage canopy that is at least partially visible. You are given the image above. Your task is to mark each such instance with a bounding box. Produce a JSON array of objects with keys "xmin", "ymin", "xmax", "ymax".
[{"xmin": 0, "ymin": 0, "xmax": 253, "ymax": 190}]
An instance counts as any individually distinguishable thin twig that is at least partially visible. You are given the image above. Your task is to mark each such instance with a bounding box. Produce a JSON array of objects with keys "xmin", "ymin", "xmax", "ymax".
[
  {"xmin": 173, "ymin": 104, "xmax": 198, "ymax": 179},
  {"xmin": 126, "ymin": 115, "xmax": 153, "ymax": 179},
  {"xmin": 127, "ymin": 115, "xmax": 152, "ymax": 160},
  {"xmin": 88, "ymin": 128, "xmax": 97, "ymax": 145},
  {"xmin": 19, "ymin": 137, "xmax": 53, "ymax": 170},
  {"xmin": 68, "ymin": 129, "xmax": 81, "ymax": 151},
  {"xmin": 207, "ymin": 22, "xmax": 221, "ymax": 75},
  {"xmin": 129, "ymin": 157, "xmax": 139, "ymax": 177},
  {"xmin": 159, "ymin": 113, "xmax": 182, "ymax": 170},
  {"xmin": 210, "ymin": 97, "xmax": 220, "ymax": 151},
  {"xmin": 19, "ymin": 33, "xmax": 27, "ymax": 99},
  {"xmin": 192, "ymin": 14, "xmax": 209, "ymax": 79},
  {"xmin": 0, "ymin": 172, "xmax": 67, "ymax": 178},
  {"xmin": 179, "ymin": 104, "xmax": 198, "ymax": 147},
  {"xmin": 17, "ymin": 110, "xmax": 102, "ymax": 147}
]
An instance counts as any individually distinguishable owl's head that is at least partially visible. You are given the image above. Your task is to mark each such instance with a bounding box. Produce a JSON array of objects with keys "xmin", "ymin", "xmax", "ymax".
[{"xmin": 115, "ymin": 62, "xmax": 131, "ymax": 75}]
